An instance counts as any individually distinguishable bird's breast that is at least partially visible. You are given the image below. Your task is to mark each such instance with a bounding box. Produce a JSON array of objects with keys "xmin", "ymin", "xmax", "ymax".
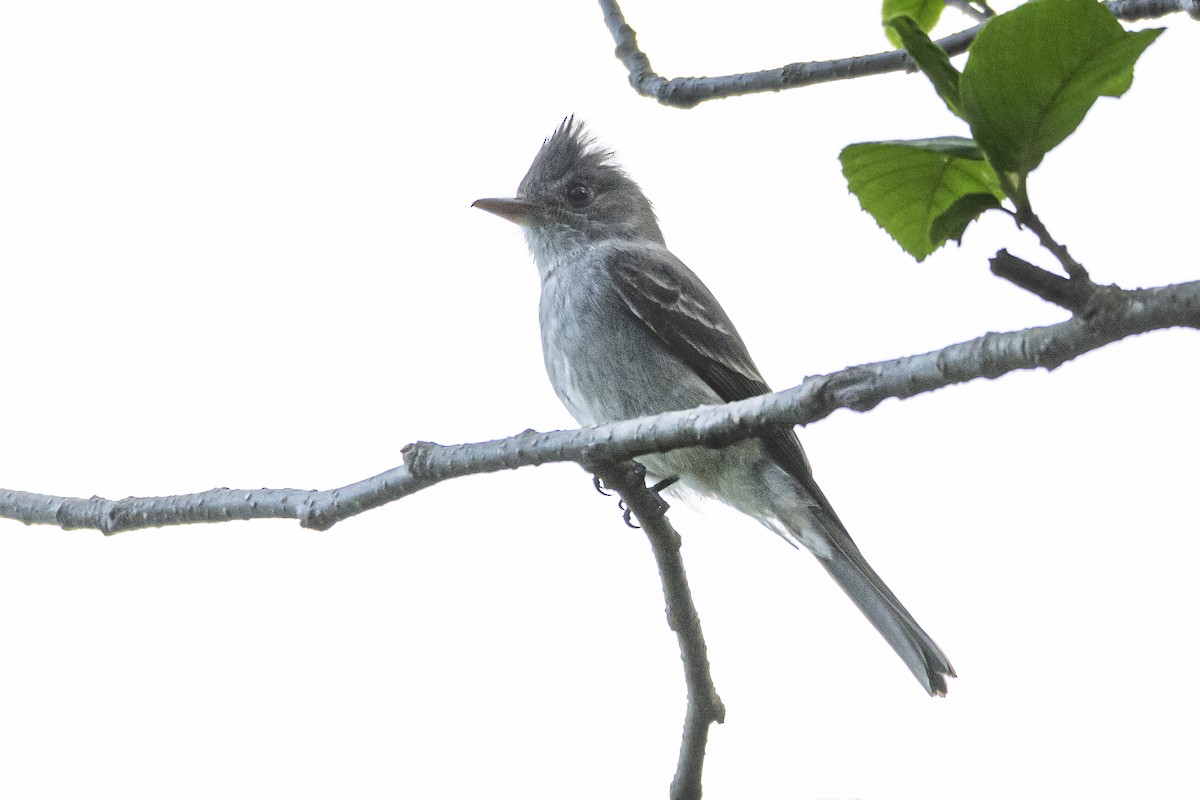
[{"xmin": 537, "ymin": 259, "xmax": 720, "ymax": 428}]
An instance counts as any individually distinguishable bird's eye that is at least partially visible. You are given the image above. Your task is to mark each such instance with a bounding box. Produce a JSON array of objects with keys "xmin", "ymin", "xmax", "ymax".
[{"xmin": 564, "ymin": 182, "xmax": 594, "ymax": 208}]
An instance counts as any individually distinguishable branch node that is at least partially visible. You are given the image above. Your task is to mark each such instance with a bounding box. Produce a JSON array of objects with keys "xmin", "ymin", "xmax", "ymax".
[
  {"xmin": 810, "ymin": 366, "xmax": 878, "ymax": 414},
  {"xmin": 1078, "ymin": 283, "xmax": 1130, "ymax": 326},
  {"xmin": 400, "ymin": 440, "xmax": 439, "ymax": 475}
]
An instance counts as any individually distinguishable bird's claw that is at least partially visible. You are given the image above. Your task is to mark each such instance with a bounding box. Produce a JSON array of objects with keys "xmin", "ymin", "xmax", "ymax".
[{"xmin": 594, "ymin": 467, "xmax": 677, "ymax": 528}]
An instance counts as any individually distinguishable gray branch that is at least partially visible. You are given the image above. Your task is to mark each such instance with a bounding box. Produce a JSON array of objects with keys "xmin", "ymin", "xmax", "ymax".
[
  {"xmin": 4, "ymin": 277, "xmax": 1199, "ymax": 536},
  {"xmin": 598, "ymin": 0, "xmax": 1200, "ymax": 108},
  {"xmin": 590, "ymin": 461, "xmax": 724, "ymax": 800}
]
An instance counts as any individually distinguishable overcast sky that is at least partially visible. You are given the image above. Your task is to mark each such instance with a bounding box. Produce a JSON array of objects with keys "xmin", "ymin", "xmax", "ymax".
[{"xmin": 2, "ymin": 2, "xmax": 1198, "ymax": 799}]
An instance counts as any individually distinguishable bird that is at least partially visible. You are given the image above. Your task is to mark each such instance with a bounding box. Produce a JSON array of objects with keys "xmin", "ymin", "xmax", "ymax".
[{"xmin": 473, "ymin": 119, "xmax": 954, "ymax": 696}]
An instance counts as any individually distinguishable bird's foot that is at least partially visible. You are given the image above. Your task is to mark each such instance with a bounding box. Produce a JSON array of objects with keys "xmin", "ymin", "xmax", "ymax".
[{"xmin": 592, "ymin": 466, "xmax": 678, "ymax": 528}]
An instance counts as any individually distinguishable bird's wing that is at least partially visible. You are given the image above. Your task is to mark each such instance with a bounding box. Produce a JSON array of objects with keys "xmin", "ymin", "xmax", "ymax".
[
  {"xmin": 608, "ymin": 248, "xmax": 953, "ymax": 694},
  {"xmin": 606, "ymin": 246, "xmax": 821, "ymax": 493}
]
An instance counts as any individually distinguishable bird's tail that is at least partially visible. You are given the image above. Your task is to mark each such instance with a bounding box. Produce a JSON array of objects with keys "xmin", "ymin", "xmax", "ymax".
[
  {"xmin": 768, "ymin": 482, "xmax": 955, "ymax": 695},
  {"xmin": 698, "ymin": 438, "xmax": 955, "ymax": 694},
  {"xmin": 814, "ymin": 532, "xmax": 955, "ymax": 696}
]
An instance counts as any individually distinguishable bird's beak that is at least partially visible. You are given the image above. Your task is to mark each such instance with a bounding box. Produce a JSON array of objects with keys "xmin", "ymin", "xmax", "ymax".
[{"xmin": 472, "ymin": 196, "xmax": 538, "ymax": 226}]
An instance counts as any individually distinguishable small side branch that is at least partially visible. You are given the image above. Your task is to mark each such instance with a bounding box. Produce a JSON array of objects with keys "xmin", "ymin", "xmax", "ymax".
[
  {"xmin": 597, "ymin": 0, "xmax": 1198, "ymax": 107},
  {"xmin": 990, "ymin": 250, "xmax": 1098, "ymax": 313},
  {"xmin": 591, "ymin": 461, "xmax": 724, "ymax": 800}
]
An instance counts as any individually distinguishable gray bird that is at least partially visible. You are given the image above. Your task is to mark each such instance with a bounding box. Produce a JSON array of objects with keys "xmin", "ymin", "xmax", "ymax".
[{"xmin": 473, "ymin": 119, "xmax": 954, "ymax": 696}]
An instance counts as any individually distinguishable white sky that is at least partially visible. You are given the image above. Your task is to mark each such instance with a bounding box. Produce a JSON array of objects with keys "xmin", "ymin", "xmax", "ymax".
[{"xmin": 1, "ymin": 2, "xmax": 1197, "ymax": 798}]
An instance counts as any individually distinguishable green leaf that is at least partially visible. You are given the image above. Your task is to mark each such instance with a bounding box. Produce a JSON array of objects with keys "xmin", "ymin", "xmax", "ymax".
[
  {"xmin": 959, "ymin": 0, "xmax": 1163, "ymax": 182},
  {"xmin": 898, "ymin": 136, "xmax": 989, "ymax": 160},
  {"xmin": 886, "ymin": 16, "xmax": 961, "ymax": 117},
  {"xmin": 882, "ymin": 0, "xmax": 944, "ymax": 48},
  {"xmin": 841, "ymin": 137, "xmax": 1006, "ymax": 261},
  {"xmin": 931, "ymin": 193, "xmax": 1003, "ymax": 245}
]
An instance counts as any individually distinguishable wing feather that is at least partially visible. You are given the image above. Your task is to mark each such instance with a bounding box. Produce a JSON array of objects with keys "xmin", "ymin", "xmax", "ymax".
[{"xmin": 605, "ymin": 247, "xmax": 822, "ymax": 491}]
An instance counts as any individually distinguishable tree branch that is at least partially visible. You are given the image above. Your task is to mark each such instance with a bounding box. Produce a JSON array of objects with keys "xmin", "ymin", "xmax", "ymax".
[
  {"xmin": 4, "ymin": 277, "xmax": 1200, "ymax": 535},
  {"xmin": 597, "ymin": 0, "xmax": 1198, "ymax": 108},
  {"xmin": 990, "ymin": 250, "xmax": 1098, "ymax": 312},
  {"xmin": 590, "ymin": 461, "xmax": 724, "ymax": 800}
]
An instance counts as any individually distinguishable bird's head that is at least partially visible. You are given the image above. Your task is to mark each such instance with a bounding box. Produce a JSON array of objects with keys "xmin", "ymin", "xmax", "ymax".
[{"xmin": 473, "ymin": 118, "xmax": 665, "ymax": 253}]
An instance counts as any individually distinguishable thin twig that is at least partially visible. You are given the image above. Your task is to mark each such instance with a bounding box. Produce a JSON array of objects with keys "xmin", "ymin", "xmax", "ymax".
[
  {"xmin": 1017, "ymin": 209, "xmax": 1090, "ymax": 281},
  {"xmin": 944, "ymin": 0, "xmax": 994, "ymax": 22},
  {"xmin": 597, "ymin": 0, "xmax": 1198, "ymax": 107},
  {"xmin": 1108, "ymin": 0, "xmax": 1200, "ymax": 19},
  {"xmin": 591, "ymin": 462, "xmax": 724, "ymax": 800}
]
